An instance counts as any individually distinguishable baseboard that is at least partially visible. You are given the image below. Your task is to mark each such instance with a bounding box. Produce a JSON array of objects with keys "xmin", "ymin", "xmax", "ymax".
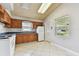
[{"xmin": 51, "ymin": 42, "xmax": 79, "ymax": 56}]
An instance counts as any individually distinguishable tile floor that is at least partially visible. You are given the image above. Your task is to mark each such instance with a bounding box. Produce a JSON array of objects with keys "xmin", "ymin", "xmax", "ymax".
[{"xmin": 15, "ymin": 41, "xmax": 67, "ymax": 56}]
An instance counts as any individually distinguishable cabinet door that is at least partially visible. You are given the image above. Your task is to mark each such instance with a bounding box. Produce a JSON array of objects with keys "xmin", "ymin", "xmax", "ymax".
[
  {"xmin": 23, "ymin": 34, "xmax": 29, "ymax": 43},
  {"xmin": 23, "ymin": 33, "xmax": 38, "ymax": 42},
  {"xmin": 0, "ymin": 4, "xmax": 4, "ymax": 14},
  {"xmin": 16, "ymin": 33, "xmax": 38, "ymax": 44},
  {"xmin": 0, "ymin": 5, "xmax": 11, "ymax": 24},
  {"xmin": 34, "ymin": 33, "xmax": 38, "ymax": 41},
  {"xmin": 26, "ymin": 34, "xmax": 34, "ymax": 42},
  {"xmin": 5, "ymin": 19, "xmax": 22, "ymax": 28},
  {"xmin": 33, "ymin": 22, "xmax": 43, "ymax": 29},
  {"xmin": 11, "ymin": 19, "xmax": 22, "ymax": 28},
  {"xmin": 4, "ymin": 11, "xmax": 11, "ymax": 24},
  {"xmin": 0, "ymin": 5, "xmax": 4, "ymax": 22},
  {"xmin": 22, "ymin": 34, "xmax": 34, "ymax": 43},
  {"xmin": 16, "ymin": 34, "xmax": 23, "ymax": 44}
]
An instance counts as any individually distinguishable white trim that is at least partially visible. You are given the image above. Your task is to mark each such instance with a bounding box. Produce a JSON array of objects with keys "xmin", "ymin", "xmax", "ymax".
[{"xmin": 51, "ymin": 42, "xmax": 79, "ymax": 56}]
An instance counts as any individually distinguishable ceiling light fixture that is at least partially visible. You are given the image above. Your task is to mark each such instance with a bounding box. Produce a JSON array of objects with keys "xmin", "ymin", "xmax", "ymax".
[{"xmin": 38, "ymin": 3, "xmax": 52, "ymax": 14}]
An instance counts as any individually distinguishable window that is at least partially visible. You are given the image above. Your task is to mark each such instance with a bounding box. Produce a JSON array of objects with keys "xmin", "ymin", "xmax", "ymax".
[{"xmin": 22, "ymin": 21, "xmax": 33, "ymax": 31}]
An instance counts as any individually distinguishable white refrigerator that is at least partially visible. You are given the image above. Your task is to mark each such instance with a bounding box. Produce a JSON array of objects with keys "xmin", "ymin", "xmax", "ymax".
[{"xmin": 36, "ymin": 26, "xmax": 45, "ymax": 41}]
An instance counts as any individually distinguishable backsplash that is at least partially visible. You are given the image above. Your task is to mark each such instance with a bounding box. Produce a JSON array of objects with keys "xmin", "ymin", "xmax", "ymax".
[
  {"xmin": 5, "ymin": 28, "xmax": 22, "ymax": 32},
  {"xmin": 5, "ymin": 28, "xmax": 36, "ymax": 32}
]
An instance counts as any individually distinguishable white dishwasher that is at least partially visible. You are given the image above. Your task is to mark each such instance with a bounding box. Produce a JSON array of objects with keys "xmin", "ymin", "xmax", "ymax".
[{"xmin": 0, "ymin": 34, "xmax": 16, "ymax": 56}]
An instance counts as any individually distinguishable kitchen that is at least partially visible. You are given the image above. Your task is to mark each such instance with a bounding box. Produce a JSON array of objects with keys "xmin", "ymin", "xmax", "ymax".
[
  {"xmin": 0, "ymin": 4, "xmax": 44, "ymax": 56},
  {"xmin": 0, "ymin": 3, "xmax": 64, "ymax": 56},
  {"xmin": 1, "ymin": 3, "xmax": 79, "ymax": 56}
]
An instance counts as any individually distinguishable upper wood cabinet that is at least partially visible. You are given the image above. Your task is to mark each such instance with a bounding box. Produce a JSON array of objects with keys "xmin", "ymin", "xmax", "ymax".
[
  {"xmin": 0, "ymin": 11, "xmax": 11, "ymax": 24},
  {"xmin": 0, "ymin": 4, "xmax": 5, "ymax": 22},
  {"xmin": 33, "ymin": 22, "xmax": 43, "ymax": 29},
  {"xmin": 11, "ymin": 19, "xmax": 22, "ymax": 28},
  {"xmin": 0, "ymin": 4, "xmax": 11, "ymax": 24},
  {"xmin": 5, "ymin": 19, "xmax": 22, "ymax": 28},
  {"xmin": 5, "ymin": 20, "xmax": 43, "ymax": 28},
  {"xmin": 0, "ymin": 4, "xmax": 4, "ymax": 14},
  {"xmin": 4, "ymin": 11, "xmax": 11, "ymax": 24},
  {"xmin": 0, "ymin": 4, "xmax": 43, "ymax": 28}
]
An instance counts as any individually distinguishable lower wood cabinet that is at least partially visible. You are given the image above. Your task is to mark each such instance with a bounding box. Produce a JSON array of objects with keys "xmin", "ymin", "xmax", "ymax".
[{"xmin": 16, "ymin": 33, "xmax": 38, "ymax": 44}]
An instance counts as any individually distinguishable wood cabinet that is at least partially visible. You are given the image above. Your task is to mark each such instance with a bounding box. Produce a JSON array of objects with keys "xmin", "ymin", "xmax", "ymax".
[
  {"xmin": 0, "ymin": 4, "xmax": 43, "ymax": 28},
  {"xmin": 16, "ymin": 34, "xmax": 23, "ymax": 44},
  {"xmin": 0, "ymin": 4, "xmax": 5, "ymax": 22},
  {"xmin": 11, "ymin": 19, "xmax": 22, "ymax": 28},
  {"xmin": 0, "ymin": 11, "xmax": 11, "ymax": 24},
  {"xmin": 5, "ymin": 19, "xmax": 22, "ymax": 28},
  {"xmin": 33, "ymin": 22, "xmax": 43, "ymax": 29},
  {"xmin": 5, "ymin": 20, "xmax": 43, "ymax": 28},
  {"xmin": 3, "ymin": 11, "xmax": 11, "ymax": 24},
  {"xmin": 0, "ymin": 4, "xmax": 11, "ymax": 24},
  {"xmin": 0, "ymin": 4, "xmax": 4, "ymax": 14},
  {"xmin": 16, "ymin": 33, "xmax": 38, "ymax": 44}
]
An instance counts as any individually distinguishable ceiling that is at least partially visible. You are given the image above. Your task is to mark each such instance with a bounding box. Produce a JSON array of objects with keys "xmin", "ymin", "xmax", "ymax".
[
  {"xmin": 13, "ymin": 3, "xmax": 41, "ymax": 19},
  {"xmin": 2, "ymin": 3, "xmax": 61, "ymax": 20}
]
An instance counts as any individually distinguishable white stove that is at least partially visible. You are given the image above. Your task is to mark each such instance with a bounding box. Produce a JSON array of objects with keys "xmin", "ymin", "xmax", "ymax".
[{"xmin": 0, "ymin": 34, "xmax": 16, "ymax": 56}]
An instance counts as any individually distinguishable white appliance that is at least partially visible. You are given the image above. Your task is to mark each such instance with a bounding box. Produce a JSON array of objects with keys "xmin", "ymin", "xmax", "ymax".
[
  {"xmin": 0, "ymin": 34, "xmax": 16, "ymax": 56},
  {"xmin": 0, "ymin": 22, "xmax": 16, "ymax": 56},
  {"xmin": 36, "ymin": 26, "xmax": 44, "ymax": 41}
]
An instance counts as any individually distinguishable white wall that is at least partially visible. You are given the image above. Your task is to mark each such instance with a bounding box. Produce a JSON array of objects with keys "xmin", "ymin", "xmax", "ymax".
[
  {"xmin": 0, "ymin": 22, "xmax": 7, "ymax": 33},
  {"xmin": 5, "ymin": 28, "xmax": 22, "ymax": 32},
  {"xmin": 44, "ymin": 3, "xmax": 79, "ymax": 53}
]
